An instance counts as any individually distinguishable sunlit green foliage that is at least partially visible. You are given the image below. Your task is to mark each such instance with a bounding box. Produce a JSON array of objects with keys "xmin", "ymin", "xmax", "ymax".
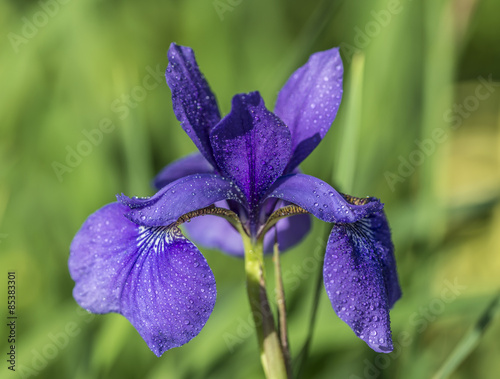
[{"xmin": 1, "ymin": 0, "xmax": 499, "ymax": 378}]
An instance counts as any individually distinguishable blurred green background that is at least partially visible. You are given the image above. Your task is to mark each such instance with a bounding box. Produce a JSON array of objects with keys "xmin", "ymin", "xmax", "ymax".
[{"xmin": 1, "ymin": 0, "xmax": 499, "ymax": 378}]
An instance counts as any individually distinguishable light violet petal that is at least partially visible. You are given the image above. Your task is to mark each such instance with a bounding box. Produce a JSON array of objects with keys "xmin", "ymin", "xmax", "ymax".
[
  {"xmin": 153, "ymin": 153, "xmax": 213, "ymax": 189},
  {"xmin": 69, "ymin": 203, "xmax": 216, "ymax": 356},
  {"xmin": 275, "ymin": 48, "xmax": 343, "ymax": 171},
  {"xmin": 262, "ymin": 213, "xmax": 311, "ymax": 254},
  {"xmin": 184, "ymin": 212, "xmax": 245, "ymax": 257},
  {"xmin": 184, "ymin": 206, "xmax": 311, "ymax": 257}
]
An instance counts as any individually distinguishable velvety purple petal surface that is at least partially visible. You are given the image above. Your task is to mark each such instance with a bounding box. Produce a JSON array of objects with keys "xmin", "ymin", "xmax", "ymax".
[
  {"xmin": 210, "ymin": 92, "xmax": 292, "ymax": 209},
  {"xmin": 274, "ymin": 48, "xmax": 343, "ymax": 171},
  {"xmin": 118, "ymin": 174, "xmax": 245, "ymax": 227},
  {"xmin": 166, "ymin": 43, "xmax": 221, "ymax": 166},
  {"xmin": 366, "ymin": 210, "xmax": 401, "ymax": 308},
  {"xmin": 69, "ymin": 203, "xmax": 216, "ymax": 356},
  {"xmin": 153, "ymin": 153, "xmax": 213, "ymax": 190},
  {"xmin": 265, "ymin": 174, "xmax": 382, "ymax": 223},
  {"xmin": 323, "ymin": 210, "xmax": 400, "ymax": 353}
]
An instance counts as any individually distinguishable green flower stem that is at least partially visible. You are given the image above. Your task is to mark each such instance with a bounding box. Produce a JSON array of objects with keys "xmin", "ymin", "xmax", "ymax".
[
  {"xmin": 243, "ymin": 234, "xmax": 289, "ymax": 379},
  {"xmin": 176, "ymin": 206, "xmax": 290, "ymax": 378}
]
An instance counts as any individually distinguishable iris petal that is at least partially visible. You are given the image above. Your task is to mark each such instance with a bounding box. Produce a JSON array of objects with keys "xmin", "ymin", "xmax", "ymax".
[
  {"xmin": 262, "ymin": 213, "xmax": 311, "ymax": 254},
  {"xmin": 362, "ymin": 209, "xmax": 401, "ymax": 308},
  {"xmin": 166, "ymin": 43, "xmax": 221, "ymax": 166},
  {"xmin": 153, "ymin": 153, "xmax": 214, "ymax": 190},
  {"xmin": 118, "ymin": 173, "xmax": 245, "ymax": 227},
  {"xmin": 265, "ymin": 173, "xmax": 382, "ymax": 223},
  {"xmin": 274, "ymin": 48, "xmax": 343, "ymax": 171},
  {"xmin": 323, "ymin": 209, "xmax": 400, "ymax": 353},
  {"xmin": 210, "ymin": 92, "xmax": 292, "ymax": 209},
  {"xmin": 184, "ymin": 207, "xmax": 311, "ymax": 257},
  {"xmin": 184, "ymin": 208, "xmax": 245, "ymax": 257},
  {"xmin": 69, "ymin": 203, "xmax": 216, "ymax": 356}
]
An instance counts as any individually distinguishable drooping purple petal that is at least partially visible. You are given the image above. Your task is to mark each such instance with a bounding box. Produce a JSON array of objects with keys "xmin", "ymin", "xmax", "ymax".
[
  {"xmin": 118, "ymin": 174, "xmax": 245, "ymax": 227},
  {"xmin": 323, "ymin": 210, "xmax": 400, "ymax": 353},
  {"xmin": 365, "ymin": 209, "xmax": 401, "ymax": 308},
  {"xmin": 210, "ymin": 92, "xmax": 292, "ymax": 209},
  {"xmin": 184, "ymin": 204, "xmax": 311, "ymax": 257},
  {"xmin": 274, "ymin": 48, "xmax": 343, "ymax": 171},
  {"xmin": 153, "ymin": 153, "xmax": 214, "ymax": 190},
  {"xmin": 69, "ymin": 203, "xmax": 216, "ymax": 357},
  {"xmin": 265, "ymin": 174, "xmax": 382, "ymax": 223},
  {"xmin": 166, "ymin": 43, "xmax": 221, "ymax": 166}
]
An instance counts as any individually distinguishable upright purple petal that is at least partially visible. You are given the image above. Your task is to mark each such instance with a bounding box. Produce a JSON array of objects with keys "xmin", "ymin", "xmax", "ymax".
[
  {"xmin": 118, "ymin": 174, "xmax": 245, "ymax": 227},
  {"xmin": 166, "ymin": 44, "xmax": 221, "ymax": 166},
  {"xmin": 210, "ymin": 92, "xmax": 292, "ymax": 209},
  {"xmin": 69, "ymin": 203, "xmax": 216, "ymax": 356},
  {"xmin": 153, "ymin": 153, "xmax": 214, "ymax": 189},
  {"xmin": 265, "ymin": 174, "xmax": 382, "ymax": 223},
  {"xmin": 274, "ymin": 48, "xmax": 343, "ymax": 171},
  {"xmin": 323, "ymin": 210, "xmax": 400, "ymax": 353}
]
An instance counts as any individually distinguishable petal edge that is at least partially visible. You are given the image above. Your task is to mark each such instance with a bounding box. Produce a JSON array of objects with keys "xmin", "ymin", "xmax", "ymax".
[
  {"xmin": 210, "ymin": 92, "xmax": 292, "ymax": 209},
  {"xmin": 275, "ymin": 47, "xmax": 343, "ymax": 171},
  {"xmin": 323, "ymin": 210, "xmax": 400, "ymax": 353},
  {"xmin": 153, "ymin": 153, "xmax": 214, "ymax": 190},
  {"xmin": 119, "ymin": 174, "xmax": 245, "ymax": 227},
  {"xmin": 69, "ymin": 203, "xmax": 217, "ymax": 356},
  {"xmin": 166, "ymin": 43, "xmax": 221, "ymax": 166},
  {"xmin": 265, "ymin": 174, "xmax": 382, "ymax": 223}
]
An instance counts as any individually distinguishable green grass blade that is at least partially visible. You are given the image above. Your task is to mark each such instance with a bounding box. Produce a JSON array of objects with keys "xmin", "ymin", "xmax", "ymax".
[
  {"xmin": 432, "ymin": 292, "xmax": 500, "ymax": 379},
  {"xmin": 334, "ymin": 52, "xmax": 365, "ymax": 191}
]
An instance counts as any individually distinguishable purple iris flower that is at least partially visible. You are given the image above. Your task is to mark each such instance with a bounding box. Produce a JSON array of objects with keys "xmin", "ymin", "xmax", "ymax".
[{"xmin": 69, "ymin": 43, "xmax": 401, "ymax": 357}]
